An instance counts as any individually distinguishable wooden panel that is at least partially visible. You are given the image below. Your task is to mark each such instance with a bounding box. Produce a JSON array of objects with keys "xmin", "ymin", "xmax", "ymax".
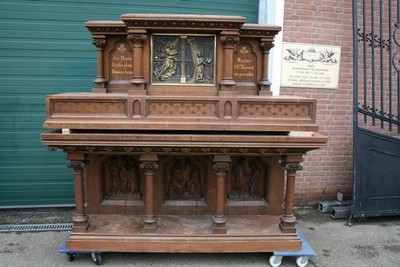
[
  {"xmin": 44, "ymin": 95, "xmax": 318, "ymax": 132},
  {"xmin": 66, "ymin": 214, "xmax": 302, "ymax": 253},
  {"xmin": 147, "ymin": 100, "xmax": 219, "ymax": 118},
  {"xmin": 51, "ymin": 100, "xmax": 128, "ymax": 117}
]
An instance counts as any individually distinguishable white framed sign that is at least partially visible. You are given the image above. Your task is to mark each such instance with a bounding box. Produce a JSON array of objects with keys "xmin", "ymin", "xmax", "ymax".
[{"xmin": 280, "ymin": 43, "xmax": 341, "ymax": 89}]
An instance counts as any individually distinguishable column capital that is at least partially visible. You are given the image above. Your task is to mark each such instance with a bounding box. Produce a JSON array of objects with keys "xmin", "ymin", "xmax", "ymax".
[
  {"xmin": 67, "ymin": 161, "xmax": 87, "ymax": 172},
  {"xmin": 279, "ymin": 156, "xmax": 304, "ymax": 172},
  {"xmin": 67, "ymin": 153, "xmax": 88, "ymax": 173},
  {"xmin": 220, "ymin": 35, "xmax": 240, "ymax": 47},
  {"xmin": 139, "ymin": 162, "xmax": 159, "ymax": 170},
  {"xmin": 127, "ymin": 33, "xmax": 147, "ymax": 47},
  {"xmin": 92, "ymin": 38, "xmax": 106, "ymax": 48},
  {"xmin": 260, "ymin": 41, "xmax": 274, "ymax": 53},
  {"xmin": 212, "ymin": 162, "xmax": 230, "ymax": 171}
]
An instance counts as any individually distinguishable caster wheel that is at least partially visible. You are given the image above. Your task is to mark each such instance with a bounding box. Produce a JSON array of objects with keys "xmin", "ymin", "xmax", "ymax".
[
  {"xmin": 269, "ymin": 255, "xmax": 283, "ymax": 267},
  {"xmin": 296, "ymin": 256, "xmax": 309, "ymax": 267},
  {"xmin": 67, "ymin": 253, "xmax": 76, "ymax": 262},
  {"xmin": 91, "ymin": 253, "xmax": 102, "ymax": 266}
]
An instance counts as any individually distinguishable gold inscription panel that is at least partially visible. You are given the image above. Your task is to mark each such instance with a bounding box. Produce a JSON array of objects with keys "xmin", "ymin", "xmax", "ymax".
[
  {"xmin": 151, "ymin": 34, "xmax": 216, "ymax": 86},
  {"xmin": 233, "ymin": 42, "xmax": 257, "ymax": 83},
  {"xmin": 110, "ymin": 41, "xmax": 133, "ymax": 81}
]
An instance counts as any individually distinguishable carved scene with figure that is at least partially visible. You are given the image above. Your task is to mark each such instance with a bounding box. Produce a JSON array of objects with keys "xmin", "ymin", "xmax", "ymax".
[
  {"xmin": 228, "ymin": 157, "xmax": 266, "ymax": 200},
  {"xmin": 152, "ymin": 34, "xmax": 215, "ymax": 85},
  {"xmin": 164, "ymin": 157, "xmax": 208, "ymax": 200},
  {"xmin": 101, "ymin": 155, "xmax": 142, "ymax": 200}
]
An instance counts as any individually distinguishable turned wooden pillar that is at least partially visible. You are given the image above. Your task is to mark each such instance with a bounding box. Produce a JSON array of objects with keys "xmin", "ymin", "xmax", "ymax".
[
  {"xmin": 279, "ymin": 155, "xmax": 303, "ymax": 233},
  {"xmin": 127, "ymin": 29, "xmax": 147, "ymax": 93},
  {"xmin": 139, "ymin": 154, "xmax": 159, "ymax": 233},
  {"xmin": 67, "ymin": 153, "xmax": 89, "ymax": 232},
  {"xmin": 219, "ymin": 31, "xmax": 239, "ymax": 93},
  {"xmin": 259, "ymin": 39, "xmax": 274, "ymax": 96},
  {"xmin": 212, "ymin": 155, "xmax": 231, "ymax": 234},
  {"xmin": 91, "ymin": 35, "xmax": 107, "ymax": 93}
]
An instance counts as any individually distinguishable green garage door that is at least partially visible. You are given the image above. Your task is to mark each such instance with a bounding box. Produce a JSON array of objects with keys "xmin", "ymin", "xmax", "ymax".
[{"xmin": 0, "ymin": 0, "xmax": 258, "ymax": 207}]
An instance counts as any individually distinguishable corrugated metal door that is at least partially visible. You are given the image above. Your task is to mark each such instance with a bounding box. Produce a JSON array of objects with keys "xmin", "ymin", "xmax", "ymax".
[{"xmin": 0, "ymin": 0, "xmax": 258, "ymax": 207}]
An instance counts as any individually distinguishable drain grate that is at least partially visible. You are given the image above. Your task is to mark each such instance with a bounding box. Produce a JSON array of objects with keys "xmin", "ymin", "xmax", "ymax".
[{"xmin": 0, "ymin": 223, "xmax": 72, "ymax": 233}]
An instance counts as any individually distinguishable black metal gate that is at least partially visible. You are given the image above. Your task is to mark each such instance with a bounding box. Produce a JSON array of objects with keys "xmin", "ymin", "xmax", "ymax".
[{"xmin": 353, "ymin": 0, "xmax": 400, "ymax": 218}]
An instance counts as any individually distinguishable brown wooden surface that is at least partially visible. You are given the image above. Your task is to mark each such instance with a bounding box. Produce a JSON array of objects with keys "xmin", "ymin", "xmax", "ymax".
[
  {"xmin": 66, "ymin": 214, "xmax": 301, "ymax": 252},
  {"xmin": 43, "ymin": 94, "xmax": 318, "ymax": 132},
  {"xmin": 42, "ymin": 14, "xmax": 327, "ymax": 255}
]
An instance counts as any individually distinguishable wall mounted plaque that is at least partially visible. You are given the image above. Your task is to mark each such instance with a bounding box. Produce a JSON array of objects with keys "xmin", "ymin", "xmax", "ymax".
[
  {"xmin": 280, "ymin": 43, "xmax": 341, "ymax": 89},
  {"xmin": 151, "ymin": 34, "xmax": 216, "ymax": 86}
]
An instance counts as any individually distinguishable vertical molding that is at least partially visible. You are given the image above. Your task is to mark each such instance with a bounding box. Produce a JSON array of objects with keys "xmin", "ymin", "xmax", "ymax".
[{"xmin": 258, "ymin": 0, "xmax": 285, "ymax": 96}]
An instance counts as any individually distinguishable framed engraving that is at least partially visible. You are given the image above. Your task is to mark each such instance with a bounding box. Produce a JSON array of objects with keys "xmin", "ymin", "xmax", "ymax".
[{"xmin": 151, "ymin": 34, "xmax": 216, "ymax": 86}]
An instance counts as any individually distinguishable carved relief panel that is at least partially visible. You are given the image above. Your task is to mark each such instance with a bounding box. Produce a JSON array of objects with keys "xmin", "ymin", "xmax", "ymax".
[
  {"xmin": 228, "ymin": 157, "xmax": 267, "ymax": 200},
  {"xmin": 164, "ymin": 157, "xmax": 208, "ymax": 200},
  {"xmin": 101, "ymin": 155, "xmax": 142, "ymax": 200},
  {"xmin": 151, "ymin": 34, "xmax": 216, "ymax": 85}
]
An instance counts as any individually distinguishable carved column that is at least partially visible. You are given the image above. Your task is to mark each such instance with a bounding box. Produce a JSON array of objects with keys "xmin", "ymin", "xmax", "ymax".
[
  {"xmin": 127, "ymin": 30, "xmax": 147, "ymax": 93},
  {"xmin": 212, "ymin": 155, "xmax": 231, "ymax": 234},
  {"xmin": 139, "ymin": 154, "xmax": 159, "ymax": 233},
  {"xmin": 259, "ymin": 39, "xmax": 274, "ymax": 96},
  {"xmin": 279, "ymin": 155, "xmax": 303, "ymax": 233},
  {"xmin": 67, "ymin": 153, "xmax": 89, "ymax": 232},
  {"xmin": 219, "ymin": 32, "xmax": 240, "ymax": 94},
  {"xmin": 92, "ymin": 35, "xmax": 107, "ymax": 93}
]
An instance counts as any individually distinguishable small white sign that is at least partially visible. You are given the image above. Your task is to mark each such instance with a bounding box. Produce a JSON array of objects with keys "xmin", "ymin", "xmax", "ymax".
[{"xmin": 280, "ymin": 43, "xmax": 341, "ymax": 89}]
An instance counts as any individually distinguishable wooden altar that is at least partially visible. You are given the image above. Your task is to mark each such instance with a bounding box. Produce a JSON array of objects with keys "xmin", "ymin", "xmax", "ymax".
[{"xmin": 41, "ymin": 14, "xmax": 327, "ymax": 254}]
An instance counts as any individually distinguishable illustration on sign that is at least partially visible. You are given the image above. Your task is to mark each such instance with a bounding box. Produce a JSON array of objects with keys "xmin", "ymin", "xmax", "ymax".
[{"xmin": 281, "ymin": 43, "xmax": 341, "ymax": 89}]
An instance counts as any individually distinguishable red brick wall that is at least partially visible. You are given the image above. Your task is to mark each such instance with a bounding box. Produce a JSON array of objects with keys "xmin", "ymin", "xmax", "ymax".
[{"xmin": 282, "ymin": 0, "xmax": 354, "ymax": 204}]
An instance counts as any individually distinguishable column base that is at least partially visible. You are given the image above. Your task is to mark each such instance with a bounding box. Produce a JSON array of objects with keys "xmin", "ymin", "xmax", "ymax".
[
  {"xmin": 128, "ymin": 89, "xmax": 147, "ymax": 95},
  {"xmin": 130, "ymin": 78, "xmax": 146, "ymax": 91},
  {"xmin": 258, "ymin": 80, "xmax": 272, "ymax": 96},
  {"xmin": 143, "ymin": 215, "xmax": 158, "ymax": 233},
  {"xmin": 92, "ymin": 88, "xmax": 107, "ymax": 93},
  {"xmin": 279, "ymin": 214, "xmax": 296, "ymax": 233},
  {"xmin": 212, "ymin": 215, "xmax": 227, "ymax": 234},
  {"xmin": 72, "ymin": 213, "xmax": 90, "ymax": 233},
  {"xmin": 219, "ymin": 79, "xmax": 236, "ymax": 92}
]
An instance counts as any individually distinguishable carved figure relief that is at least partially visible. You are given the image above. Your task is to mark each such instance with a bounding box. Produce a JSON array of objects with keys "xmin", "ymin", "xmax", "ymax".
[
  {"xmin": 167, "ymin": 158, "xmax": 202, "ymax": 199},
  {"xmin": 101, "ymin": 156, "xmax": 141, "ymax": 199},
  {"xmin": 188, "ymin": 37, "xmax": 212, "ymax": 83},
  {"xmin": 228, "ymin": 157, "xmax": 263, "ymax": 200},
  {"xmin": 153, "ymin": 37, "xmax": 179, "ymax": 81},
  {"xmin": 152, "ymin": 34, "xmax": 215, "ymax": 85}
]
